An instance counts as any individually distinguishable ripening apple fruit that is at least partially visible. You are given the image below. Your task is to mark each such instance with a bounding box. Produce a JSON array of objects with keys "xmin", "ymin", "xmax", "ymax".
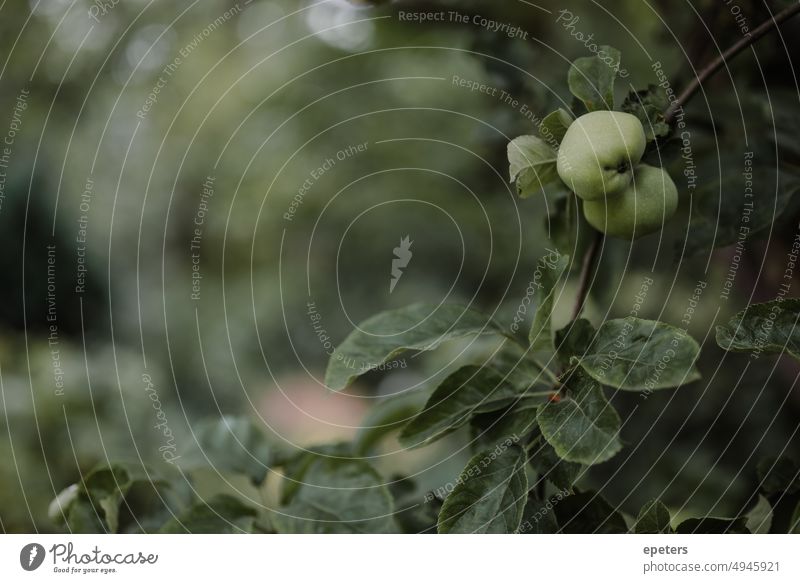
[
  {"xmin": 557, "ymin": 111, "xmax": 647, "ymax": 201},
  {"xmin": 582, "ymin": 164, "xmax": 678, "ymax": 239}
]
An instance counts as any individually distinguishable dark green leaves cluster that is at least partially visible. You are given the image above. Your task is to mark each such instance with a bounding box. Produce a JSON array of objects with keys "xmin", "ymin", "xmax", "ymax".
[
  {"xmin": 621, "ymin": 85, "xmax": 671, "ymax": 141},
  {"xmin": 306, "ymin": 274, "xmax": 701, "ymax": 532},
  {"xmin": 49, "ymin": 462, "xmax": 193, "ymax": 534}
]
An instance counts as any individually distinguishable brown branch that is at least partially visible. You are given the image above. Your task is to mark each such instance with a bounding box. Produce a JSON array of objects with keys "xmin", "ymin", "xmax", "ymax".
[
  {"xmin": 665, "ymin": 2, "xmax": 800, "ymax": 122},
  {"xmin": 571, "ymin": 230, "xmax": 603, "ymax": 321}
]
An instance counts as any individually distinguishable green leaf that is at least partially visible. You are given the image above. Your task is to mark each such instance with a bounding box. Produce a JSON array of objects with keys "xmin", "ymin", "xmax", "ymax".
[
  {"xmin": 159, "ymin": 494, "xmax": 259, "ymax": 533},
  {"xmin": 717, "ymin": 299, "xmax": 800, "ymax": 362},
  {"xmin": 567, "ymin": 45, "xmax": 621, "ymax": 111},
  {"xmin": 528, "ymin": 252, "xmax": 569, "ymax": 351},
  {"xmin": 554, "ymin": 490, "xmax": 627, "ymax": 533},
  {"xmin": 489, "ymin": 342, "xmax": 554, "ymax": 391},
  {"xmin": 179, "ymin": 416, "xmax": 272, "ymax": 485},
  {"xmin": 745, "ymin": 495, "xmax": 773, "ymax": 534},
  {"xmin": 273, "ymin": 456, "xmax": 395, "ymax": 533},
  {"xmin": 539, "ymin": 108, "xmax": 573, "ymax": 147},
  {"xmin": 470, "ymin": 398, "xmax": 540, "ymax": 451},
  {"xmin": 555, "ymin": 317, "xmax": 597, "ymax": 363},
  {"xmin": 518, "ymin": 493, "xmax": 560, "ymax": 533},
  {"xmin": 676, "ymin": 516, "xmax": 749, "ymax": 534},
  {"xmin": 757, "ymin": 455, "xmax": 800, "ymax": 495},
  {"xmin": 575, "ymin": 317, "xmax": 701, "ymax": 391},
  {"xmin": 529, "ymin": 436, "xmax": 584, "ymax": 492},
  {"xmin": 536, "ymin": 369, "xmax": 622, "ymax": 465},
  {"xmin": 635, "ymin": 499, "xmax": 672, "ymax": 533},
  {"xmin": 399, "ymin": 366, "xmax": 522, "ymax": 449},
  {"xmin": 437, "ymin": 444, "xmax": 527, "ymax": 533},
  {"xmin": 279, "ymin": 443, "xmax": 352, "ymax": 505},
  {"xmin": 621, "ymin": 85, "xmax": 670, "ymax": 141},
  {"xmin": 325, "ymin": 303, "xmax": 502, "ymax": 390},
  {"xmin": 82, "ymin": 464, "xmax": 135, "ymax": 533},
  {"xmin": 508, "ymin": 135, "xmax": 561, "ymax": 198},
  {"xmin": 74, "ymin": 462, "xmax": 157, "ymax": 533},
  {"xmin": 354, "ymin": 392, "xmax": 427, "ymax": 455}
]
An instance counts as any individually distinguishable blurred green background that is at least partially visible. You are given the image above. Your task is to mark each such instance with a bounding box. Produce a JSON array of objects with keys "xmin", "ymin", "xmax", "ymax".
[{"xmin": 1, "ymin": 0, "xmax": 799, "ymax": 532}]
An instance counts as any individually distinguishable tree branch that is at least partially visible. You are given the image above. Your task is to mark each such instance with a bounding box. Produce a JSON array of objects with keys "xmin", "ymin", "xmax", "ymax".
[
  {"xmin": 571, "ymin": 230, "xmax": 603, "ymax": 321},
  {"xmin": 665, "ymin": 2, "xmax": 800, "ymax": 122}
]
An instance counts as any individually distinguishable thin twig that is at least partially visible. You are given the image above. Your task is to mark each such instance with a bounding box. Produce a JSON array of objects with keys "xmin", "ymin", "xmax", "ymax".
[
  {"xmin": 665, "ymin": 2, "xmax": 800, "ymax": 122},
  {"xmin": 571, "ymin": 230, "xmax": 603, "ymax": 321}
]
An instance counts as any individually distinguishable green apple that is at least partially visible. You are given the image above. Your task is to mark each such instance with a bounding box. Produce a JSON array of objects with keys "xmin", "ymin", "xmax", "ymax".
[
  {"xmin": 583, "ymin": 164, "xmax": 678, "ymax": 239},
  {"xmin": 557, "ymin": 111, "xmax": 646, "ymax": 201}
]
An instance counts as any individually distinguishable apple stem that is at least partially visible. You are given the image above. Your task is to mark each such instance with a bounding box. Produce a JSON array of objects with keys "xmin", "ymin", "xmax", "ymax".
[
  {"xmin": 571, "ymin": 229, "xmax": 603, "ymax": 321},
  {"xmin": 665, "ymin": 2, "xmax": 800, "ymax": 122}
]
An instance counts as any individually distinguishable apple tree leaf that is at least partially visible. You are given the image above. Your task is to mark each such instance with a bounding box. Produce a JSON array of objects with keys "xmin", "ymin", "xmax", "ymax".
[
  {"xmin": 529, "ymin": 435, "xmax": 584, "ymax": 492},
  {"xmin": 528, "ymin": 251, "xmax": 570, "ymax": 351},
  {"xmin": 470, "ymin": 398, "xmax": 540, "ymax": 452},
  {"xmin": 635, "ymin": 499, "xmax": 672, "ymax": 533},
  {"xmin": 555, "ymin": 317, "xmax": 597, "ymax": 363},
  {"xmin": 574, "ymin": 317, "xmax": 701, "ymax": 391},
  {"xmin": 567, "ymin": 45, "xmax": 621, "ymax": 111},
  {"xmin": 745, "ymin": 495, "xmax": 773, "ymax": 535},
  {"xmin": 518, "ymin": 492, "xmax": 560, "ymax": 533},
  {"xmin": 536, "ymin": 369, "xmax": 622, "ymax": 465},
  {"xmin": 325, "ymin": 303, "xmax": 502, "ymax": 390},
  {"xmin": 399, "ymin": 366, "xmax": 523, "ymax": 449},
  {"xmin": 716, "ymin": 299, "xmax": 800, "ymax": 362},
  {"xmin": 437, "ymin": 444, "xmax": 528, "ymax": 533},
  {"xmin": 508, "ymin": 135, "xmax": 561, "ymax": 198},
  {"xmin": 539, "ymin": 108, "xmax": 574, "ymax": 147},
  {"xmin": 273, "ymin": 456, "xmax": 395, "ymax": 534},
  {"xmin": 178, "ymin": 415, "xmax": 272, "ymax": 486},
  {"xmin": 354, "ymin": 392, "xmax": 427, "ymax": 455}
]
